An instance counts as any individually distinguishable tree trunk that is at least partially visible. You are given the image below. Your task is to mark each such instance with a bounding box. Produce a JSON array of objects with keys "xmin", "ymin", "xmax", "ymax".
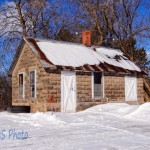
[{"xmin": 15, "ymin": 1, "xmax": 27, "ymax": 36}]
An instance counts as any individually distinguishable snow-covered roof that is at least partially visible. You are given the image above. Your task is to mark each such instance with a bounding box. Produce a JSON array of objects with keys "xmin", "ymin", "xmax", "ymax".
[
  {"xmin": 95, "ymin": 47, "xmax": 141, "ymax": 72},
  {"xmin": 36, "ymin": 40, "xmax": 99, "ymax": 67},
  {"xmin": 24, "ymin": 37, "xmax": 144, "ymax": 74}
]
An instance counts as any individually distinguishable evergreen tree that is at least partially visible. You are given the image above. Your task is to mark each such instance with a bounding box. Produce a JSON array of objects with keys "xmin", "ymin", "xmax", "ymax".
[{"xmin": 55, "ymin": 27, "xmax": 76, "ymax": 42}]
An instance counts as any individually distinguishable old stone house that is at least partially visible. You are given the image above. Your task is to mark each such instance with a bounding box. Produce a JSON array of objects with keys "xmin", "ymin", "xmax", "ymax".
[{"xmin": 9, "ymin": 32, "xmax": 146, "ymax": 112}]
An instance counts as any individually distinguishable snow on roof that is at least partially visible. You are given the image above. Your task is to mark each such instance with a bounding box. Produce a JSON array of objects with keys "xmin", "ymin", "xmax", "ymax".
[
  {"xmin": 26, "ymin": 38, "xmax": 141, "ymax": 72},
  {"xmin": 95, "ymin": 47, "xmax": 141, "ymax": 72},
  {"xmin": 36, "ymin": 40, "xmax": 99, "ymax": 67}
]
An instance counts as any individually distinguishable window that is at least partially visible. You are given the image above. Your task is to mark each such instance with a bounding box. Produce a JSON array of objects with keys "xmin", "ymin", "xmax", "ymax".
[
  {"xmin": 93, "ymin": 72, "xmax": 103, "ymax": 98},
  {"xmin": 29, "ymin": 71, "xmax": 36, "ymax": 98},
  {"xmin": 19, "ymin": 73, "xmax": 24, "ymax": 99}
]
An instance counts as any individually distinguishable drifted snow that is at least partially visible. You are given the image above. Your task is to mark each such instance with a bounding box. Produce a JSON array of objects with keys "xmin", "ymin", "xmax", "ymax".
[
  {"xmin": 36, "ymin": 40, "xmax": 141, "ymax": 72},
  {"xmin": 1, "ymin": 103, "xmax": 150, "ymax": 149}
]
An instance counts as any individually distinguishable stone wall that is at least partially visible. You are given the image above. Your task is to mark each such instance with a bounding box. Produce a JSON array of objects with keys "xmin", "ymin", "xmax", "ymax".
[
  {"xmin": 12, "ymin": 44, "xmax": 61, "ymax": 112},
  {"xmin": 104, "ymin": 75, "xmax": 144, "ymax": 104},
  {"xmin": 12, "ymin": 44, "xmax": 144, "ymax": 112},
  {"xmin": 76, "ymin": 72, "xmax": 106, "ymax": 111},
  {"xmin": 137, "ymin": 78, "xmax": 144, "ymax": 104},
  {"xmin": 46, "ymin": 72, "xmax": 61, "ymax": 112},
  {"xmin": 76, "ymin": 72, "xmax": 92, "ymax": 102},
  {"xmin": 76, "ymin": 74, "xmax": 144, "ymax": 110},
  {"xmin": 104, "ymin": 76, "xmax": 125, "ymax": 102}
]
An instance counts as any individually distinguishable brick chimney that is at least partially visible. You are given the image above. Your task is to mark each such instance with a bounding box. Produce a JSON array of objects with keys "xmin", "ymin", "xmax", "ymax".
[{"xmin": 82, "ymin": 30, "xmax": 91, "ymax": 47}]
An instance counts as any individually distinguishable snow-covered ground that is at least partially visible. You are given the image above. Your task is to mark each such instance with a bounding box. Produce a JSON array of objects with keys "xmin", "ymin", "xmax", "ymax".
[{"xmin": 1, "ymin": 103, "xmax": 150, "ymax": 150}]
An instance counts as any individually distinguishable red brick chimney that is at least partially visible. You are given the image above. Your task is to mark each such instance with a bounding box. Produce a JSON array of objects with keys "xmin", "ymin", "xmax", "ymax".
[{"xmin": 82, "ymin": 30, "xmax": 91, "ymax": 47}]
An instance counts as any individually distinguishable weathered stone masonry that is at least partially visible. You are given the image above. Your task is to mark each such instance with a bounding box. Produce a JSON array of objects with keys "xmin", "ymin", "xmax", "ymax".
[
  {"xmin": 12, "ymin": 44, "xmax": 144, "ymax": 112},
  {"xmin": 104, "ymin": 75, "xmax": 144, "ymax": 104},
  {"xmin": 104, "ymin": 76, "xmax": 125, "ymax": 102}
]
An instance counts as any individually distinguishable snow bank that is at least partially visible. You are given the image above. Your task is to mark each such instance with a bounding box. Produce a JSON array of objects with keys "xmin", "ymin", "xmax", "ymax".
[
  {"xmin": 29, "ymin": 112, "xmax": 66, "ymax": 124},
  {"xmin": 84, "ymin": 102, "xmax": 150, "ymax": 121},
  {"xmin": 84, "ymin": 103, "xmax": 130, "ymax": 113},
  {"xmin": 125, "ymin": 102, "xmax": 150, "ymax": 120},
  {"xmin": 1, "ymin": 103, "xmax": 150, "ymax": 149}
]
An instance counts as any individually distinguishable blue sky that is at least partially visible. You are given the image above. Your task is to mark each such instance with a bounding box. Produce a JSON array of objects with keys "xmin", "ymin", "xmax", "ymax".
[
  {"xmin": 137, "ymin": 1, "xmax": 150, "ymax": 60},
  {"xmin": 0, "ymin": 0, "xmax": 150, "ymax": 59}
]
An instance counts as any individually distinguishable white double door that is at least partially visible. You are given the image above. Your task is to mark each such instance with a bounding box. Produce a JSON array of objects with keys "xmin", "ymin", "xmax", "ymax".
[
  {"xmin": 61, "ymin": 71, "xmax": 76, "ymax": 113},
  {"xmin": 125, "ymin": 76, "xmax": 137, "ymax": 101}
]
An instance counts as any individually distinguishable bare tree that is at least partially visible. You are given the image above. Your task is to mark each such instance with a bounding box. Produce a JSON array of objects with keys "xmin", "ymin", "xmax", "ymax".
[
  {"xmin": 0, "ymin": 0, "xmax": 149, "ymax": 72},
  {"xmin": 70, "ymin": 0, "xmax": 150, "ymax": 69},
  {"xmin": 0, "ymin": 0, "xmax": 61, "ymax": 38},
  {"xmin": 0, "ymin": 0, "xmax": 64, "ymax": 73},
  {"xmin": 71, "ymin": 0, "xmax": 150, "ymax": 46}
]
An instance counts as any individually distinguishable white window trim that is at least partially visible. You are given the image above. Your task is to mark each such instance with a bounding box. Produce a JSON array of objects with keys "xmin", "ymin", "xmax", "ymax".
[
  {"xmin": 29, "ymin": 70, "xmax": 37, "ymax": 99},
  {"xmin": 92, "ymin": 72, "xmax": 104, "ymax": 99},
  {"xmin": 18, "ymin": 72, "xmax": 25, "ymax": 99}
]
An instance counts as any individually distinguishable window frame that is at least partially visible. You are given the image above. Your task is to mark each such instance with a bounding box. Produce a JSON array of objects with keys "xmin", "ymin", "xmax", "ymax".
[
  {"xmin": 18, "ymin": 72, "xmax": 25, "ymax": 99},
  {"xmin": 92, "ymin": 72, "xmax": 104, "ymax": 99},
  {"xmin": 29, "ymin": 70, "xmax": 37, "ymax": 99}
]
